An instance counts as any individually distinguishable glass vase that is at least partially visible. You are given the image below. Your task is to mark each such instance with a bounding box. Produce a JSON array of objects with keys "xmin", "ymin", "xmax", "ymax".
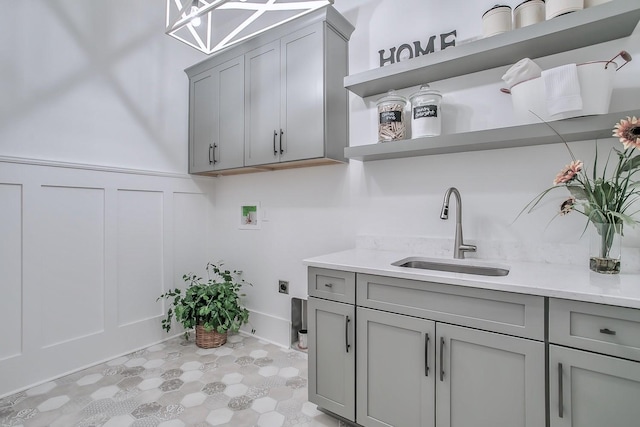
[{"xmin": 589, "ymin": 221, "xmax": 622, "ymax": 274}]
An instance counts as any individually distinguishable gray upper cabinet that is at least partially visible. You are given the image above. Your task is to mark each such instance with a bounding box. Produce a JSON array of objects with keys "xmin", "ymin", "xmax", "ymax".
[
  {"xmin": 245, "ymin": 25, "xmax": 325, "ymax": 166},
  {"xmin": 186, "ymin": 6, "xmax": 354, "ymax": 176},
  {"xmin": 189, "ymin": 56, "xmax": 245, "ymax": 173}
]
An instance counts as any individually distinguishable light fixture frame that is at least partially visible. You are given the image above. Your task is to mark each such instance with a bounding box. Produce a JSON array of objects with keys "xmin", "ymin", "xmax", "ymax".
[{"xmin": 165, "ymin": 0, "xmax": 334, "ymax": 55}]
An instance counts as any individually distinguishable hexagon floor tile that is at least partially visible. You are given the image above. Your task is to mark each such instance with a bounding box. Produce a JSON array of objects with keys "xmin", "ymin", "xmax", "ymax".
[{"xmin": 0, "ymin": 335, "xmax": 347, "ymax": 426}]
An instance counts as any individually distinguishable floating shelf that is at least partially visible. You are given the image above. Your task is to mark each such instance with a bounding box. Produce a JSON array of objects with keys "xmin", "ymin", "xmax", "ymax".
[
  {"xmin": 344, "ymin": 111, "xmax": 635, "ymax": 162},
  {"xmin": 344, "ymin": 0, "xmax": 640, "ymax": 98}
]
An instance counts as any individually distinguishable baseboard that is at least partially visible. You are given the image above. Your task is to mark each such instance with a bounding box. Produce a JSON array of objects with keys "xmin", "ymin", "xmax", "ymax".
[{"xmin": 239, "ymin": 309, "xmax": 291, "ymax": 348}]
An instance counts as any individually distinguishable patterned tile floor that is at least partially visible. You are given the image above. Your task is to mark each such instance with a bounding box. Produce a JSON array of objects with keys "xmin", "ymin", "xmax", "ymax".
[{"xmin": 0, "ymin": 334, "xmax": 345, "ymax": 427}]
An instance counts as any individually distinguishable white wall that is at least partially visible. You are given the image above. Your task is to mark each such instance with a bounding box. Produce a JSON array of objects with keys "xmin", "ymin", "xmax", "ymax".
[
  {"xmin": 209, "ymin": 0, "xmax": 640, "ymax": 346},
  {"xmin": 0, "ymin": 0, "xmax": 215, "ymax": 396},
  {"xmin": 1, "ymin": 0, "xmax": 639, "ymax": 396}
]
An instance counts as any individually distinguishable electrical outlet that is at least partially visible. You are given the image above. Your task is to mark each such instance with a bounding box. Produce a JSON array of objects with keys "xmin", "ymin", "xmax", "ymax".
[{"xmin": 278, "ymin": 280, "xmax": 289, "ymax": 294}]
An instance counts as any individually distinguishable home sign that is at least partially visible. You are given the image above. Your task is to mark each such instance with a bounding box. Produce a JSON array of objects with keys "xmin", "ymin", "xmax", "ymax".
[{"xmin": 378, "ymin": 30, "xmax": 457, "ymax": 67}]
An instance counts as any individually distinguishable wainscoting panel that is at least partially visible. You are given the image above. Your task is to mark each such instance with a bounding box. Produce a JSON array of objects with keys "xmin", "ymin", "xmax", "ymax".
[
  {"xmin": 0, "ymin": 159, "xmax": 215, "ymax": 397},
  {"xmin": 38, "ymin": 185, "xmax": 106, "ymax": 348},
  {"xmin": 116, "ymin": 189, "xmax": 164, "ymax": 327},
  {"xmin": 0, "ymin": 184, "xmax": 23, "ymax": 361},
  {"xmin": 173, "ymin": 192, "xmax": 210, "ymax": 285}
]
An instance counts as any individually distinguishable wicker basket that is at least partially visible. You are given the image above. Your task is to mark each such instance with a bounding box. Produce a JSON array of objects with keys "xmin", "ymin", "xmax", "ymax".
[{"xmin": 195, "ymin": 325, "xmax": 227, "ymax": 348}]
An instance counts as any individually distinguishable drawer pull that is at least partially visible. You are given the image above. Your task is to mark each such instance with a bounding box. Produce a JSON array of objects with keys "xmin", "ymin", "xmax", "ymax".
[
  {"xmin": 324, "ymin": 283, "xmax": 333, "ymax": 288},
  {"xmin": 600, "ymin": 328, "xmax": 616, "ymax": 336}
]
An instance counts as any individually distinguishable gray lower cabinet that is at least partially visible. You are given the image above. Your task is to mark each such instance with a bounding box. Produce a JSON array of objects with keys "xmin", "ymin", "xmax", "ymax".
[
  {"xmin": 308, "ymin": 268, "xmax": 546, "ymax": 427},
  {"xmin": 549, "ymin": 345, "xmax": 640, "ymax": 426},
  {"xmin": 435, "ymin": 323, "xmax": 545, "ymax": 427},
  {"xmin": 357, "ymin": 308, "xmax": 545, "ymax": 427},
  {"xmin": 188, "ymin": 56, "xmax": 245, "ymax": 173},
  {"xmin": 548, "ymin": 298, "xmax": 640, "ymax": 426},
  {"xmin": 308, "ymin": 297, "xmax": 355, "ymax": 421},
  {"xmin": 356, "ymin": 307, "xmax": 435, "ymax": 427}
]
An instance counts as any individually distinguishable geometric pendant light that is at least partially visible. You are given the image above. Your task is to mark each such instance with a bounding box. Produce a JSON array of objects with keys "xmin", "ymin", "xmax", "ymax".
[{"xmin": 165, "ymin": 0, "xmax": 333, "ymax": 54}]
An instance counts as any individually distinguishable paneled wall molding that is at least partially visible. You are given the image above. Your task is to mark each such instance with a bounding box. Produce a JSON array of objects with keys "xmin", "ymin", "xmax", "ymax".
[
  {"xmin": 0, "ymin": 155, "xmax": 203, "ymax": 180},
  {"xmin": 0, "ymin": 160, "xmax": 216, "ymax": 397}
]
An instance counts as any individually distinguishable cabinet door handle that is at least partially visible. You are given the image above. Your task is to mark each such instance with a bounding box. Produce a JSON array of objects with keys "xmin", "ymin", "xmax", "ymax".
[
  {"xmin": 558, "ymin": 363, "xmax": 564, "ymax": 418},
  {"xmin": 273, "ymin": 130, "xmax": 278, "ymax": 155},
  {"xmin": 439, "ymin": 337, "xmax": 445, "ymax": 382},
  {"xmin": 212, "ymin": 143, "xmax": 218, "ymax": 164},
  {"xmin": 425, "ymin": 333, "xmax": 430, "ymax": 377},
  {"xmin": 345, "ymin": 316, "xmax": 351, "ymax": 353},
  {"xmin": 279, "ymin": 129, "xmax": 284, "ymax": 154},
  {"xmin": 324, "ymin": 283, "xmax": 333, "ymax": 288},
  {"xmin": 209, "ymin": 144, "xmax": 214, "ymax": 164},
  {"xmin": 600, "ymin": 328, "xmax": 616, "ymax": 335}
]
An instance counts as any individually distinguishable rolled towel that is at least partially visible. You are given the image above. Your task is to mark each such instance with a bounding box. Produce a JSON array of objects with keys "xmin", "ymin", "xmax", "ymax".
[
  {"xmin": 542, "ymin": 64, "xmax": 583, "ymax": 117},
  {"xmin": 502, "ymin": 58, "xmax": 542, "ymax": 88}
]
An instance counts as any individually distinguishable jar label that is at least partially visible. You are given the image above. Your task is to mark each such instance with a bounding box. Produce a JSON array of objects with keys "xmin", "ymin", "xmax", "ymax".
[
  {"xmin": 414, "ymin": 105, "xmax": 438, "ymax": 119},
  {"xmin": 380, "ymin": 111, "xmax": 402, "ymax": 123}
]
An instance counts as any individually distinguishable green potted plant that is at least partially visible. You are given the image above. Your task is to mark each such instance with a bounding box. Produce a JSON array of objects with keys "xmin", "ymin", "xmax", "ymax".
[{"xmin": 157, "ymin": 262, "xmax": 251, "ymax": 348}]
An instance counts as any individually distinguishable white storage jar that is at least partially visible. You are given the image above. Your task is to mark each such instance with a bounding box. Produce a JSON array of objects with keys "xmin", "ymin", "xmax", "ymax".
[{"xmin": 409, "ymin": 84, "xmax": 442, "ymax": 138}]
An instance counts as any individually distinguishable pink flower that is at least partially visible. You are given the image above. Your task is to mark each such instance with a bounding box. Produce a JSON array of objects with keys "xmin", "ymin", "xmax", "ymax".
[
  {"xmin": 613, "ymin": 116, "xmax": 640, "ymax": 150},
  {"xmin": 560, "ymin": 197, "xmax": 575, "ymax": 216},
  {"xmin": 554, "ymin": 160, "xmax": 583, "ymax": 185}
]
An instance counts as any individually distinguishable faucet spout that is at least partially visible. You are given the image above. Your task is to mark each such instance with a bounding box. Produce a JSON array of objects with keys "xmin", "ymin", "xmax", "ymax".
[{"xmin": 440, "ymin": 187, "xmax": 477, "ymax": 259}]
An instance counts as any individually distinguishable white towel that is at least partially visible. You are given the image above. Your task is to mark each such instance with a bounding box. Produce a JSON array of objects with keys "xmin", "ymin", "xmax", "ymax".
[
  {"xmin": 502, "ymin": 58, "xmax": 542, "ymax": 88},
  {"xmin": 542, "ymin": 64, "xmax": 583, "ymax": 117}
]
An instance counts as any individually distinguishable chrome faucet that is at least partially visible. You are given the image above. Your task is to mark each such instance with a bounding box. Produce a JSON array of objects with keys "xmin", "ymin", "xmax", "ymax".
[{"xmin": 440, "ymin": 187, "xmax": 477, "ymax": 259}]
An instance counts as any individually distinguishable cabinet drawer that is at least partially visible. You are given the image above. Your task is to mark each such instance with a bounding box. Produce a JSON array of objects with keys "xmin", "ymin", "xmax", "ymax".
[
  {"xmin": 308, "ymin": 267, "xmax": 355, "ymax": 304},
  {"xmin": 357, "ymin": 274, "xmax": 544, "ymax": 340},
  {"xmin": 549, "ymin": 298, "xmax": 640, "ymax": 362}
]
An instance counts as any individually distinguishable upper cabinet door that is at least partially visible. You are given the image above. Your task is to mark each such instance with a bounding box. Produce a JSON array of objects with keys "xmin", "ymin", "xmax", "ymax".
[
  {"xmin": 245, "ymin": 41, "xmax": 281, "ymax": 166},
  {"xmin": 280, "ymin": 25, "xmax": 324, "ymax": 163},
  {"xmin": 189, "ymin": 70, "xmax": 216, "ymax": 173},
  {"xmin": 213, "ymin": 56, "xmax": 245, "ymax": 171},
  {"xmin": 189, "ymin": 56, "xmax": 244, "ymax": 173}
]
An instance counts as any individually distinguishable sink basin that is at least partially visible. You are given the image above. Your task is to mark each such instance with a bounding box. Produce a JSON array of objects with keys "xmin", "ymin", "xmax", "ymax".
[{"xmin": 392, "ymin": 257, "xmax": 510, "ymax": 277}]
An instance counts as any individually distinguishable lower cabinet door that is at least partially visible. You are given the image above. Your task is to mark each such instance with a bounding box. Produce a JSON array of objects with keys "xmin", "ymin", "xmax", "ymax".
[
  {"xmin": 357, "ymin": 307, "xmax": 436, "ymax": 427},
  {"xmin": 308, "ymin": 297, "xmax": 355, "ymax": 421},
  {"xmin": 549, "ymin": 345, "xmax": 640, "ymax": 427},
  {"xmin": 435, "ymin": 323, "xmax": 545, "ymax": 427}
]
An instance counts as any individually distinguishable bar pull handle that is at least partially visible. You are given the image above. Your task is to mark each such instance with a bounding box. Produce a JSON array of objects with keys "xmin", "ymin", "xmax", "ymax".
[
  {"xmin": 279, "ymin": 129, "xmax": 284, "ymax": 154},
  {"xmin": 558, "ymin": 363, "xmax": 564, "ymax": 418},
  {"xmin": 212, "ymin": 143, "xmax": 218, "ymax": 164},
  {"xmin": 324, "ymin": 283, "xmax": 333, "ymax": 288},
  {"xmin": 273, "ymin": 130, "xmax": 278, "ymax": 155},
  {"xmin": 425, "ymin": 333, "xmax": 430, "ymax": 377},
  {"xmin": 209, "ymin": 144, "xmax": 214, "ymax": 164},
  {"xmin": 600, "ymin": 328, "xmax": 616, "ymax": 335},
  {"xmin": 440, "ymin": 337, "xmax": 445, "ymax": 382},
  {"xmin": 345, "ymin": 316, "xmax": 351, "ymax": 353}
]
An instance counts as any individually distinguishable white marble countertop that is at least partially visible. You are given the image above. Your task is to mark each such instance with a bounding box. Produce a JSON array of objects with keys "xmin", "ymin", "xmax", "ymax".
[{"xmin": 304, "ymin": 248, "xmax": 640, "ymax": 309}]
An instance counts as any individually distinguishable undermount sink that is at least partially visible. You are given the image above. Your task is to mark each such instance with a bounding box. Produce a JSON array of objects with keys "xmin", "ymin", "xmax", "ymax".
[{"xmin": 392, "ymin": 257, "xmax": 510, "ymax": 277}]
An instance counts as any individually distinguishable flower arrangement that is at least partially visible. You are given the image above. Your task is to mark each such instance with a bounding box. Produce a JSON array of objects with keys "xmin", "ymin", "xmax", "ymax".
[{"xmin": 522, "ymin": 116, "xmax": 640, "ymax": 273}]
